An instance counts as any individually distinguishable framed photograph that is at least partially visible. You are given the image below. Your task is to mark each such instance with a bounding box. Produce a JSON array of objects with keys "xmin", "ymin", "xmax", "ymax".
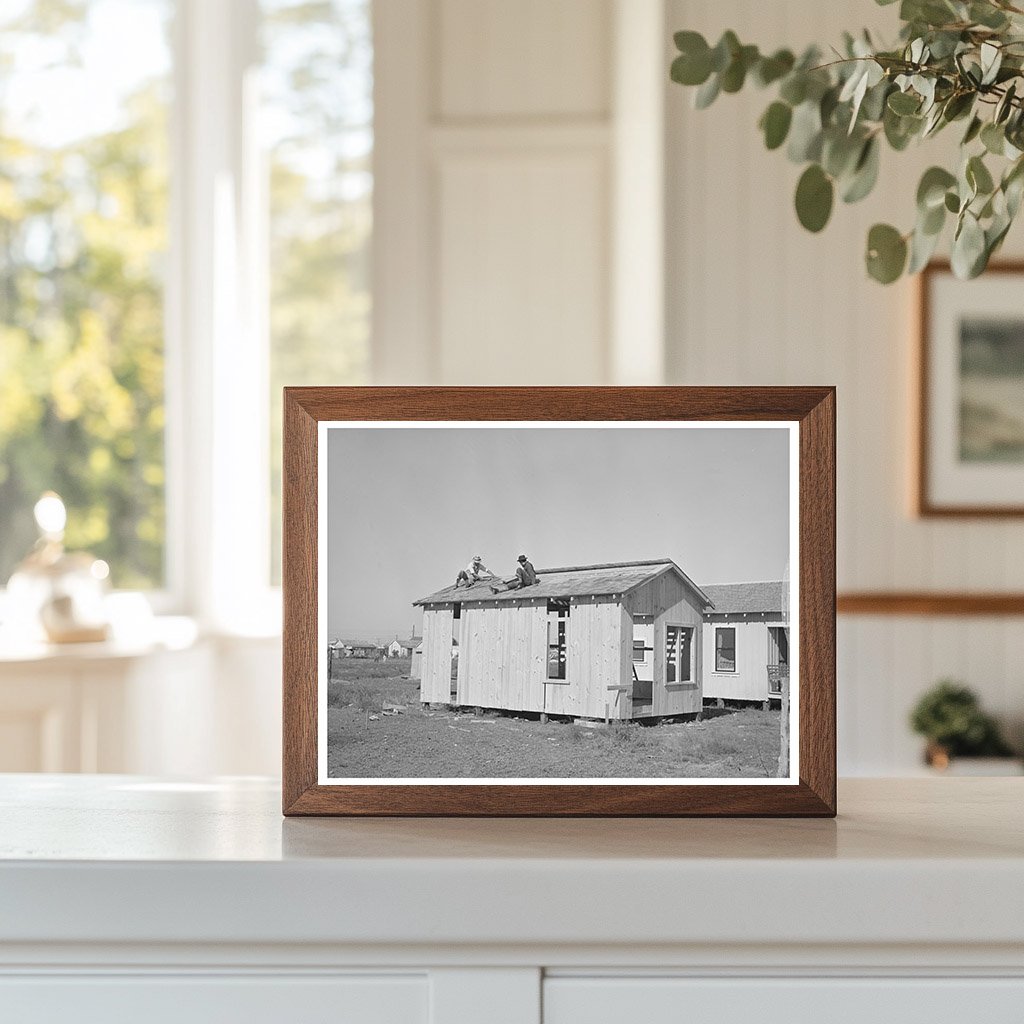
[
  {"xmin": 918, "ymin": 261, "xmax": 1024, "ymax": 516},
  {"xmin": 283, "ymin": 387, "xmax": 836, "ymax": 816}
]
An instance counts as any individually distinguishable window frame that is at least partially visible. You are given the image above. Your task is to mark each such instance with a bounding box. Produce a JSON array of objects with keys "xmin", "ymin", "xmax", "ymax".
[
  {"xmin": 714, "ymin": 625, "xmax": 737, "ymax": 674},
  {"xmin": 546, "ymin": 601, "xmax": 569, "ymax": 681},
  {"xmin": 665, "ymin": 623, "xmax": 693, "ymax": 684}
]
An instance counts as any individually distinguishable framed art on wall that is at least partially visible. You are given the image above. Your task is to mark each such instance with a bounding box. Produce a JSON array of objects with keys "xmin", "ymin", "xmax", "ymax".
[
  {"xmin": 282, "ymin": 387, "xmax": 836, "ymax": 816},
  {"xmin": 918, "ymin": 261, "xmax": 1024, "ymax": 517}
]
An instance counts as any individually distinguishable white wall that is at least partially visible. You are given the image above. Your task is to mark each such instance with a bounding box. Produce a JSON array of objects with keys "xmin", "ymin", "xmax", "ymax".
[
  {"xmin": 373, "ymin": 0, "xmax": 666, "ymax": 386},
  {"xmin": 665, "ymin": 0, "xmax": 1024, "ymax": 772}
]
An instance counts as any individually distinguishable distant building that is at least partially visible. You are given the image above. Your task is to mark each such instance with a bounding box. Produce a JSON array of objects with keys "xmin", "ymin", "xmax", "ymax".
[
  {"xmin": 387, "ymin": 635, "xmax": 422, "ymax": 659},
  {"xmin": 700, "ymin": 581, "xmax": 789, "ymax": 705},
  {"xmin": 347, "ymin": 642, "xmax": 383, "ymax": 660},
  {"xmin": 413, "ymin": 559, "xmax": 711, "ymax": 720}
]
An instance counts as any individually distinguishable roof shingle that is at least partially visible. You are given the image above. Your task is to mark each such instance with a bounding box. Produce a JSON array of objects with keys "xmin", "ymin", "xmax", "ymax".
[{"xmin": 700, "ymin": 581, "xmax": 786, "ymax": 615}]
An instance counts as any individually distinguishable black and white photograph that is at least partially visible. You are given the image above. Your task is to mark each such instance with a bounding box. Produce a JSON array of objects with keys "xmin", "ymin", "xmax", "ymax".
[{"xmin": 318, "ymin": 422, "xmax": 798, "ymax": 784}]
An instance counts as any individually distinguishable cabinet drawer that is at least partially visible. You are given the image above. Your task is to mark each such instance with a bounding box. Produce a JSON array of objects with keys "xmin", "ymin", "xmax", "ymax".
[
  {"xmin": 544, "ymin": 977, "xmax": 1024, "ymax": 1024},
  {"xmin": 0, "ymin": 974, "xmax": 427, "ymax": 1024}
]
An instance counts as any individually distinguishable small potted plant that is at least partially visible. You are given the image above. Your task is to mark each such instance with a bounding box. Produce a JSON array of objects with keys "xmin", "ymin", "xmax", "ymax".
[{"xmin": 910, "ymin": 680, "xmax": 1019, "ymax": 773}]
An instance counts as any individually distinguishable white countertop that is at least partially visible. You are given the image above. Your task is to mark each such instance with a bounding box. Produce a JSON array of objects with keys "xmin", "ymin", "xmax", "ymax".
[{"xmin": 1, "ymin": 775, "xmax": 1022, "ymax": 953}]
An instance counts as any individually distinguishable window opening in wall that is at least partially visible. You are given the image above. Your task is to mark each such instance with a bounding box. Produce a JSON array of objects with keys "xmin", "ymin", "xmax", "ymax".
[
  {"xmin": 666, "ymin": 625, "xmax": 693, "ymax": 683},
  {"xmin": 768, "ymin": 625, "xmax": 788, "ymax": 695},
  {"xmin": 715, "ymin": 626, "xmax": 736, "ymax": 673},
  {"xmin": 546, "ymin": 599, "xmax": 568, "ymax": 680}
]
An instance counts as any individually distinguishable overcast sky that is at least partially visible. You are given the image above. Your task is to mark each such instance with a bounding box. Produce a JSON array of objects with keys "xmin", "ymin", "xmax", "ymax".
[{"xmin": 326, "ymin": 426, "xmax": 792, "ymax": 640}]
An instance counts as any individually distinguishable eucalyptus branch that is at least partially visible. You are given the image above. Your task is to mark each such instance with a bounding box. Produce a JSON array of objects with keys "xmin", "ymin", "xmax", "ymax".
[{"xmin": 670, "ymin": 0, "xmax": 1024, "ymax": 283}]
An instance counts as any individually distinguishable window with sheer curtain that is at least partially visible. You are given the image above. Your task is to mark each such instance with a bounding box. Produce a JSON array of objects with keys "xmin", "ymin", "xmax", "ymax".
[{"xmin": 0, "ymin": 0, "xmax": 371, "ymax": 611}]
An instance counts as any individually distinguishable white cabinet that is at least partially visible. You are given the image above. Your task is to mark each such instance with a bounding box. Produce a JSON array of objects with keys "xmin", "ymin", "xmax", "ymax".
[
  {"xmin": 1, "ymin": 777, "xmax": 1022, "ymax": 1023},
  {"xmin": 545, "ymin": 977, "xmax": 1024, "ymax": 1024},
  {"xmin": 1, "ymin": 975, "xmax": 428, "ymax": 1024}
]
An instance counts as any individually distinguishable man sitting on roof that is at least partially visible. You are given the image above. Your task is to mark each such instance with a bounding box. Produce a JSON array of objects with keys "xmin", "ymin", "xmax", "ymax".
[
  {"xmin": 512, "ymin": 553, "xmax": 538, "ymax": 589},
  {"xmin": 455, "ymin": 554, "xmax": 496, "ymax": 587},
  {"xmin": 489, "ymin": 554, "xmax": 539, "ymax": 594}
]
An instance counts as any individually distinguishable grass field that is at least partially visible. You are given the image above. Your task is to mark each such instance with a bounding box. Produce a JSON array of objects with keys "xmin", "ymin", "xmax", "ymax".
[{"xmin": 326, "ymin": 657, "xmax": 783, "ymax": 779}]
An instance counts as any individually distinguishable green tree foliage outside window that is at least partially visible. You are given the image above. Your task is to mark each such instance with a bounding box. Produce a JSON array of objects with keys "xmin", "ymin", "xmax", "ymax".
[
  {"xmin": 264, "ymin": 0, "xmax": 372, "ymax": 583},
  {"xmin": 0, "ymin": 0, "xmax": 171, "ymax": 588}
]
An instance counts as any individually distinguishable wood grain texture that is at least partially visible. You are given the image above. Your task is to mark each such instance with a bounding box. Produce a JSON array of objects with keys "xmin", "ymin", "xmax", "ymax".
[
  {"xmin": 838, "ymin": 592, "xmax": 1024, "ymax": 616},
  {"xmin": 282, "ymin": 386, "xmax": 836, "ymax": 817},
  {"xmin": 916, "ymin": 260, "xmax": 1024, "ymax": 518},
  {"xmin": 282, "ymin": 391, "xmax": 319, "ymax": 812}
]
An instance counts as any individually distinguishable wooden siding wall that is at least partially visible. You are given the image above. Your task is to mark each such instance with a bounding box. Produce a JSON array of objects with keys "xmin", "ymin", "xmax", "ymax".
[
  {"xmin": 453, "ymin": 597, "xmax": 625, "ymax": 719},
  {"xmin": 702, "ymin": 620, "xmax": 788, "ymax": 703},
  {"xmin": 626, "ymin": 572, "xmax": 704, "ymax": 717},
  {"xmin": 552, "ymin": 597, "xmax": 625, "ymax": 720},
  {"xmin": 419, "ymin": 607, "xmax": 455, "ymax": 704},
  {"xmin": 457, "ymin": 601, "xmax": 548, "ymax": 713}
]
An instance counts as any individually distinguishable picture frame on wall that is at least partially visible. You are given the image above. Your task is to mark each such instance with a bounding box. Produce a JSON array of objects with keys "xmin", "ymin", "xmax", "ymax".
[
  {"xmin": 918, "ymin": 261, "xmax": 1024, "ymax": 517},
  {"xmin": 282, "ymin": 387, "xmax": 836, "ymax": 817}
]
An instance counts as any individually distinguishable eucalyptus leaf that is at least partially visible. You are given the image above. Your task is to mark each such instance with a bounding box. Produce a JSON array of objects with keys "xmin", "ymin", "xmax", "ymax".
[
  {"xmin": 920, "ymin": 200, "xmax": 946, "ymax": 235},
  {"xmin": 980, "ymin": 42, "xmax": 1003, "ymax": 86},
  {"xmin": 1004, "ymin": 158, "xmax": 1024, "ymax": 215},
  {"xmin": 908, "ymin": 222, "xmax": 942, "ymax": 273},
  {"xmin": 962, "ymin": 115, "xmax": 983, "ymax": 145},
  {"xmin": 861, "ymin": 79, "xmax": 892, "ymax": 122},
  {"xmin": 996, "ymin": 82, "xmax": 1017, "ymax": 124},
  {"xmin": 721, "ymin": 44, "xmax": 759, "ymax": 92},
  {"xmin": 710, "ymin": 31, "xmax": 740, "ymax": 73},
  {"xmin": 779, "ymin": 74, "xmax": 807, "ymax": 106},
  {"xmin": 884, "ymin": 106, "xmax": 922, "ymax": 150},
  {"xmin": 942, "ymin": 92, "xmax": 974, "ymax": 122},
  {"xmin": 671, "ymin": 53, "xmax": 711, "ymax": 87},
  {"xmin": 866, "ymin": 223, "xmax": 908, "ymax": 283},
  {"xmin": 787, "ymin": 101, "xmax": 823, "ymax": 162},
  {"xmin": 754, "ymin": 49, "xmax": 795, "ymax": 87},
  {"xmin": 888, "ymin": 90, "xmax": 921, "ymax": 115},
  {"xmin": 917, "ymin": 166, "xmax": 957, "ymax": 210},
  {"xmin": 967, "ymin": 154, "xmax": 995, "ymax": 195},
  {"xmin": 842, "ymin": 137, "xmax": 881, "ymax": 203},
  {"xmin": 760, "ymin": 102, "xmax": 793, "ymax": 150},
  {"xmin": 694, "ymin": 73, "xmax": 721, "ymax": 109},
  {"xmin": 795, "ymin": 164, "xmax": 834, "ymax": 232},
  {"xmin": 822, "ymin": 129, "xmax": 863, "ymax": 178},
  {"xmin": 970, "ymin": 2, "xmax": 1009, "ymax": 30},
  {"xmin": 981, "ymin": 122, "xmax": 1006, "ymax": 155},
  {"xmin": 951, "ymin": 212, "xmax": 987, "ymax": 278}
]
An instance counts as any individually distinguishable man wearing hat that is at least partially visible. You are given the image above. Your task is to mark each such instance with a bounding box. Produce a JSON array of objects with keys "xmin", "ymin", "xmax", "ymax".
[
  {"xmin": 455, "ymin": 554, "xmax": 495, "ymax": 587},
  {"xmin": 513, "ymin": 553, "xmax": 538, "ymax": 589}
]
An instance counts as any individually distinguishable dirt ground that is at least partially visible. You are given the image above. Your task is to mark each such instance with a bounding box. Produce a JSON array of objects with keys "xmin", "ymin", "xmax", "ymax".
[{"xmin": 326, "ymin": 657, "xmax": 783, "ymax": 779}]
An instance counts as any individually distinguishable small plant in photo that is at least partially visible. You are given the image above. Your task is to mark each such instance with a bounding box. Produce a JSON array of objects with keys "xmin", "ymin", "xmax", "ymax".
[
  {"xmin": 671, "ymin": 0, "xmax": 1024, "ymax": 283},
  {"xmin": 353, "ymin": 684, "xmax": 379, "ymax": 713},
  {"xmin": 909, "ymin": 679, "xmax": 1014, "ymax": 762}
]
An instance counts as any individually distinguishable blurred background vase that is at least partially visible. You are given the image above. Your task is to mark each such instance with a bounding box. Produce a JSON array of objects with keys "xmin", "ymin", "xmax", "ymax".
[{"xmin": 4, "ymin": 493, "xmax": 111, "ymax": 645}]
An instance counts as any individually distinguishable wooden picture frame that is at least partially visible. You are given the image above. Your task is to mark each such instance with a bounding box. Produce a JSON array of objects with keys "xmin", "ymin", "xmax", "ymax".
[
  {"xmin": 917, "ymin": 260, "xmax": 1024, "ymax": 517},
  {"xmin": 283, "ymin": 387, "xmax": 836, "ymax": 816}
]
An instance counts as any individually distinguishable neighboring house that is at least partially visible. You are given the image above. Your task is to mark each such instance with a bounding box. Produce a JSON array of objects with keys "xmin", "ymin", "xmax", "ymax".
[
  {"xmin": 700, "ymin": 581, "xmax": 789, "ymax": 706},
  {"xmin": 413, "ymin": 559, "xmax": 712, "ymax": 720},
  {"xmin": 347, "ymin": 642, "xmax": 383, "ymax": 660},
  {"xmin": 387, "ymin": 635, "xmax": 422, "ymax": 659}
]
